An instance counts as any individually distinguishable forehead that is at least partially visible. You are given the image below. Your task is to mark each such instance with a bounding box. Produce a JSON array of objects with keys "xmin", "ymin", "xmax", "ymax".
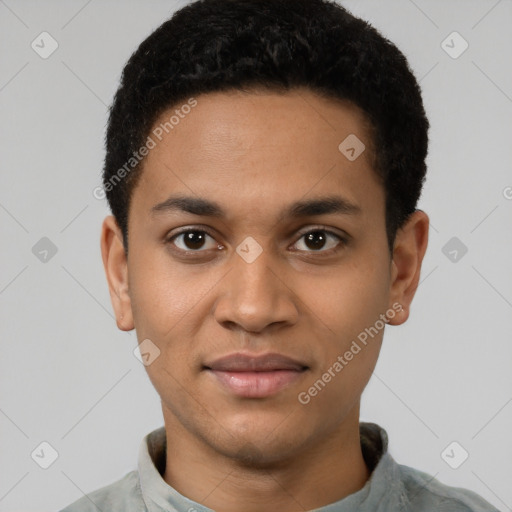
[{"xmin": 130, "ymin": 88, "xmax": 384, "ymax": 228}]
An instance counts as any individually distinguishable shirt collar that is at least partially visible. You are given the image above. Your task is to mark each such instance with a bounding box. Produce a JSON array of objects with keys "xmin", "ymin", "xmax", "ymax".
[{"xmin": 138, "ymin": 422, "xmax": 404, "ymax": 512}]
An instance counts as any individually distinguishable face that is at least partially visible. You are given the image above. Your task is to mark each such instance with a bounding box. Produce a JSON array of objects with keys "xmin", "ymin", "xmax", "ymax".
[{"xmin": 102, "ymin": 88, "xmax": 426, "ymax": 466}]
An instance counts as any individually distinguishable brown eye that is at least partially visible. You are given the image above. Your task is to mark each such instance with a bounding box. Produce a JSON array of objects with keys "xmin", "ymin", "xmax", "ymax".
[
  {"xmin": 292, "ymin": 229, "xmax": 346, "ymax": 254},
  {"xmin": 169, "ymin": 230, "xmax": 218, "ymax": 252},
  {"xmin": 303, "ymin": 231, "xmax": 328, "ymax": 250}
]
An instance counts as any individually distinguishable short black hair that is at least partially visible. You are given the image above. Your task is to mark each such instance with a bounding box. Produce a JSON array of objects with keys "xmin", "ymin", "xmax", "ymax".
[{"xmin": 103, "ymin": 0, "xmax": 429, "ymax": 254}]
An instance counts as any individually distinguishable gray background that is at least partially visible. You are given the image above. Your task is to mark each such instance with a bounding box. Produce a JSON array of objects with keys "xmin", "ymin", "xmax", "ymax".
[{"xmin": 1, "ymin": 0, "xmax": 511, "ymax": 510}]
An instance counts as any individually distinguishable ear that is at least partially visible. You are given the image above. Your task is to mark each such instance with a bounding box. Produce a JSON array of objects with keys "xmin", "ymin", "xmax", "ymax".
[
  {"xmin": 100, "ymin": 215, "xmax": 134, "ymax": 331},
  {"xmin": 387, "ymin": 210, "xmax": 429, "ymax": 325}
]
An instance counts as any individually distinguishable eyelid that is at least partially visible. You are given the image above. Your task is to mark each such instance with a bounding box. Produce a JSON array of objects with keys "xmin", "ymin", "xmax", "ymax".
[
  {"xmin": 169, "ymin": 225, "xmax": 217, "ymax": 239},
  {"xmin": 293, "ymin": 224, "xmax": 347, "ymax": 240},
  {"xmin": 166, "ymin": 225, "xmax": 220, "ymax": 248}
]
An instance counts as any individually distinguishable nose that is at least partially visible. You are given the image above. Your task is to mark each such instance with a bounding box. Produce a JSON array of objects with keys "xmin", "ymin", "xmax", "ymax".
[{"xmin": 213, "ymin": 243, "xmax": 299, "ymax": 334}]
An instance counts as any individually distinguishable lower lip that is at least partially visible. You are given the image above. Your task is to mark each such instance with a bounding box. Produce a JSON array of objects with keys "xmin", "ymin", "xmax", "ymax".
[{"xmin": 207, "ymin": 369, "xmax": 305, "ymax": 398}]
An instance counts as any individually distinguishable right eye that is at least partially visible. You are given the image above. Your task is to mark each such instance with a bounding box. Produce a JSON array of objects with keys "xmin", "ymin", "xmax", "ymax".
[{"xmin": 167, "ymin": 229, "xmax": 221, "ymax": 253}]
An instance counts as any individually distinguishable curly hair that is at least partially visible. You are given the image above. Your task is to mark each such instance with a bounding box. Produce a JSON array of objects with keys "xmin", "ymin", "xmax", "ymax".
[{"xmin": 103, "ymin": 0, "xmax": 429, "ymax": 253}]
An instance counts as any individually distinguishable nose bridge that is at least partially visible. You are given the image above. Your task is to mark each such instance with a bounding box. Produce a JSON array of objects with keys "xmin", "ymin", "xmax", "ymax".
[
  {"xmin": 234, "ymin": 241, "xmax": 276, "ymax": 298},
  {"xmin": 213, "ymin": 238, "xmax": 298, "ymax": 332}
]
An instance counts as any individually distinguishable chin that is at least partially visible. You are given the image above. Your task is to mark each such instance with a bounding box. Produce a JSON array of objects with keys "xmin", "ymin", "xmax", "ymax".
[{"xmin": 213, "ymin": 421, "xmax": 307, "ymax": 469}]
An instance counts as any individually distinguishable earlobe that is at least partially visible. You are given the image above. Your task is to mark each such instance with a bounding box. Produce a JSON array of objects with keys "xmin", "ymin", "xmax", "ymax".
[
  {"xmin": 100, "ymin": 215, "xmax": 135, "ymax": 331},
  {"xmin": 387, "ymin": 210, "xmax": 429, "ymax": 326}
]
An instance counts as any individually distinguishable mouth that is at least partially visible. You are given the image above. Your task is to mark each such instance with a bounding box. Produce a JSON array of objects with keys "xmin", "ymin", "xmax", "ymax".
[{"xmin": 203, "ymin": 352, "xmax": 309, "ymax": 398}]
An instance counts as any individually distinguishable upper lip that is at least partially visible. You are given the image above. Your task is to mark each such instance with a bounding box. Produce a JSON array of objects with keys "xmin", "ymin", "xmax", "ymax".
[{"xmin": 204, "ymin": 352, "xmax": 308, "ymax": 372}]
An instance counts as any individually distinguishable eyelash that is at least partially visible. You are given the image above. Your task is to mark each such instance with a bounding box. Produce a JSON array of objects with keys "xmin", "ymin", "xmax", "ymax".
[{"xmin": 165, "ymin": 225, "xmax": 348, "ymax": 257}]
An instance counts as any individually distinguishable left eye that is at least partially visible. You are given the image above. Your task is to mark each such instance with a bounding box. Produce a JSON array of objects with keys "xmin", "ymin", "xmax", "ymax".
[{"xmin": 292, "ymin": 230, "xmax": 343, "ymax": 252}]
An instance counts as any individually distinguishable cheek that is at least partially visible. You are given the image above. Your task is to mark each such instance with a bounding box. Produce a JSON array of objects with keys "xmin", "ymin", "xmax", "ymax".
[
  {"xmin": 127, "ymin": 246, "xmax": 204, "ymax": 337},
  {"xmin": 304, "ymin": 257, "xmax": 390, "ymax": 341},
  {"xmin": 297, "ymin": 255, "xmax": 389, "ymax": 402},
  {"xmin": 298, "ymin": 268, "xmax": 386, "ymax": 416},
  {"xmin": 127, "ymin": 248, "xmax": 221, "ymax": 384}
]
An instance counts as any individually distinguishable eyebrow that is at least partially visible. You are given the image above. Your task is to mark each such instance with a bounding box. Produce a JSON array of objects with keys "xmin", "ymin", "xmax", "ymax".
[{"xmin": 150, "ymin": 194, "xmax": 361, "ymax": 220}]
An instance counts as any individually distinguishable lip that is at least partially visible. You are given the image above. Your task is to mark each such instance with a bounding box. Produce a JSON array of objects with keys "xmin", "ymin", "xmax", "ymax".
[
  {"xmin": 204, "ymin": 352, "xmax": 308, "ymax": 372},
  {"xmin": 204, "ymin": 352, "xmax": 309, "ymax": 398}
]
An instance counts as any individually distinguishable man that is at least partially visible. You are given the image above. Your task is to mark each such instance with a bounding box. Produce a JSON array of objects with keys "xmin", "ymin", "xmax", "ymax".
[{"xmin": 60, "ymin": 0, "xmax": 498, "ymax": 510}]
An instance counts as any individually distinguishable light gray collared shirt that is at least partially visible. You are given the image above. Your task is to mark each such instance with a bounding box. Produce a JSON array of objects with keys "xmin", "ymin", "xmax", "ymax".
[{"xmin": 59, "ymin": 423, "xmax": 498, "ymax": 511}]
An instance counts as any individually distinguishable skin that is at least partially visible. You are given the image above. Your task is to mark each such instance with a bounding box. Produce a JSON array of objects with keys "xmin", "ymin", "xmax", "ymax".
[{"xmin": 101, "ymin": 88, "xmax": 429, "ymax": 512}]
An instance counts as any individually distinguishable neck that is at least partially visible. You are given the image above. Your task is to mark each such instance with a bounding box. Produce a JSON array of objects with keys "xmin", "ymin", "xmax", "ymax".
[{"xmin": 162, "ymin": 405, "xmax": 370, "ymax": 512}]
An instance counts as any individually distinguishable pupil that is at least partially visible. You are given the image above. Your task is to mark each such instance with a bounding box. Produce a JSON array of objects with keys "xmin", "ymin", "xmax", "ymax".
[
  {"xmin": 185, "ymin": 232, "xmax": 205, "ymax": 250},
  {"xmin": 305, "ymin": 231, "xmax": 326, "ymax": 250}
]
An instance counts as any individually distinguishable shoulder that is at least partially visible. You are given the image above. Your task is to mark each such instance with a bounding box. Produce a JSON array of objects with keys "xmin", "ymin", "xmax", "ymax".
[
  {"xmin": 397, "ymin": 462, "xmax": 499, "ymax": 512},
  {"xmin": 58, "ymin": 470, "xmax": 145, "ymax": 512}
]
